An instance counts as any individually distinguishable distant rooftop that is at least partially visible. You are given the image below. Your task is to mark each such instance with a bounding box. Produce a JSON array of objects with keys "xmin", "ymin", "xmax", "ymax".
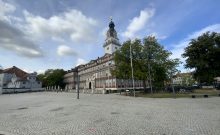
[{"xmin": 1, "ymin": 66, "xmax": 28, "ymax": 79}]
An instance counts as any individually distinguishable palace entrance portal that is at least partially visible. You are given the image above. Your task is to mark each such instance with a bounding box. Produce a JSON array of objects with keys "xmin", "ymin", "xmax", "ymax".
[{"xmin": 89, "ymin": 82, "xmax": 92, "ymax": 89}]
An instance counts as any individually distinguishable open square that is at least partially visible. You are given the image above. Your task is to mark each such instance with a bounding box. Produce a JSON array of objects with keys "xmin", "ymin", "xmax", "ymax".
[{"xmin": 0, "ymin": 92, "xmax": 219, "ymax": 135}]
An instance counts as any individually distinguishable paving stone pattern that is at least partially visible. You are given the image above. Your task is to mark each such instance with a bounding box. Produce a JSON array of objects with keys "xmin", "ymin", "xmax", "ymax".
[{"xmin": 0, "ymin": 92, "xmax": 219, "ymax": 135}]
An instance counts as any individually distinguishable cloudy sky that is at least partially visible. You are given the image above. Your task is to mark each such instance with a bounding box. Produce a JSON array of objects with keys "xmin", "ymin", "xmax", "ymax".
[{"xmin": 0, "ymin": 0, "xmax": 220, "ymax": 73}]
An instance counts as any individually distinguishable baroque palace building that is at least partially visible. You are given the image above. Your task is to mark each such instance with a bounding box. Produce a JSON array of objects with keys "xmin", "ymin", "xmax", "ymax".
[{"xmin": 64, "ymin": 19, "xmax": 145, "ymax": 93}]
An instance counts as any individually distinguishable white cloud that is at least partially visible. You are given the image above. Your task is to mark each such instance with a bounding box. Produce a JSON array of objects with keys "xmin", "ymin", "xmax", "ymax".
[
  {"xmin": 51, "ymin": 36, "xmax": 65, "ymax": 42},
  {"xmin": 0, "ymin": 1, "xmax": 43, "ymax": 58},
  {"xmin": 0, "ymin": 20, "xmax": 44, "ymax": 57},
  {"xmin": 123, "ymin": 8, "xmax": 155, "ymax": 38},
  {"xmin": 170, "ymin": 24, "xmax": 220, "ymax": 60},
  {"xmin": 170, "ymin": 24, "xmax": 220, "ymax": 72},
  {"xmin": 1, "ymin": 1, "xmax": 98, "ymax": 58},
  {"xmin": 36, "ymin": 69, "xmax": 45, "ymax": 74},
  {"xmin": 101, "ymin": 27, "xmax": 108, "ymax": 38},
  {"xmin": 22, "ymin": 68, "xmax": 45, "ymax": 74},
  {"xmin": 23, "ymin": 69, "xmax": 33, "ymax": 73},
  {"xmin": 0, "ymin": 0, "xmax": 16, "ymax": 22},
  {"xmin": 76, "ymin": 58, "xmax": 87, "ymax": 66},
  {"xmin": 188, "ymin": 24, "xmax": 220, "ymax": 41},
  {"xmin": 150, "ymin": 32, "xmax": 167, "ymax": 40},
  {"xmin": 23, "ymin": 9, "xmax": 98, "ymax": 43},
  {"xmin": 57, "ymin": 45, "xmax": 77, "ymax": 56}
]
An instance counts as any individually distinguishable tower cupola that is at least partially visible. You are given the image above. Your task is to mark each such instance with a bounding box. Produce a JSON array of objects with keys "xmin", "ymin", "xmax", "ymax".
[{"xmin": 103, "ymin": 18, "xmax": 121, "ymax": 54}]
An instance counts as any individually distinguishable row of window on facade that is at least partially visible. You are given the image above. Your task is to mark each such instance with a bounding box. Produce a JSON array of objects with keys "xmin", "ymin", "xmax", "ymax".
[
  {"xmin": 79, "ymin": 71, "xmax": 111, "ymax": 81},
  {"xmin": 106, "ymin": 47, "xmax": 118, "ymax": 50},
  {"xmin": 79, "ymin": 55, "xmax": 113, "ymax": 70},
  {"xmin": 80, "ymin": 61, "xmax": 113, "ymax": 74},
  {"xmin": 20, "ymin": 81, "xmax": 41, "ymax": 84},
  {"xmin": 78, "ymin": 79, "xmax": 143, "ymax": 88}
]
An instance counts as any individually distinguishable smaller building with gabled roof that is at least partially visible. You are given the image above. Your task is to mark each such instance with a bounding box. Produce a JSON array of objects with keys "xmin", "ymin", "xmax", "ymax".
[{"xmin": 0, "ymin": 66, "xmax": 42, "ymax": 94}]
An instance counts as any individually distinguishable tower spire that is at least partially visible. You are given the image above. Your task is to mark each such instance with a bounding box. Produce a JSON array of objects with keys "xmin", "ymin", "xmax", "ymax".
[
  {"xmin": 109, "ymin": 17, "xmax": 115, "ymax": 29},
  {"xmin": 110, "ymin": 16, "xmax": 112, "ymax": 21},
  {"xmin": 103, "ymin": 18, "xmax": 121, "ymax": 54}
]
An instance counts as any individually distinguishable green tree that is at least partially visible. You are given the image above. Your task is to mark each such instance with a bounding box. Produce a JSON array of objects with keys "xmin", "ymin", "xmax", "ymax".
[
  {"xmin": 37, "ymin": 69, "xmax": 66, "ymax": 88},
  {"xmin": 112, "ymin": 36, "xmax": 180, "ymax": 93},
  {"xmin": 182, "ymin": 32, "xmax": 220, "ymax": 84},
  {"xmin": 112, "ymin": 39, "xmax": 149, "ymax": 92},
  {"xmin": 143, "ymin": 36, "xmax": 180, "ymax": 91}
]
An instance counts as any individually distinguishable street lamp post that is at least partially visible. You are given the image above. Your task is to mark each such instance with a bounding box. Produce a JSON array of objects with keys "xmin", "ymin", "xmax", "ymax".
[
  {"xmin": 108, "ymin": 55, "xmax": 110, "ymax": 93},
  {"xmin": 148, "ymin": 57, "xmax": 153, "ymax": 94},
  {"xmin": 77, "ymin": 73, "xmax": 79, "ymax": 99},
  {"xmin": 130, "ymin": 40, "xmax": 135, "ymax": 97},
  {"xmin": 147, "ymin": 36, "xmax": 153, "ymax": 94},
  {"xmin": 171, "ymin": 72, "xmax": 176, "ymax": 98}
]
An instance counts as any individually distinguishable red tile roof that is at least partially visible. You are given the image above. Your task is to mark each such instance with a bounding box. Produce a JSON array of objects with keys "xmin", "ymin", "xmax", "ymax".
[{"xmin": 2, "ymin": 66, "xmax": 28, "ymax": 79}]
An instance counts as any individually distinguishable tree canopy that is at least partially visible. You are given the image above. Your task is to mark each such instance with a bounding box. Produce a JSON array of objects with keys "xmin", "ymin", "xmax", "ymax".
[
  {"xmin": 182, "ymin": 32, "xmax": 220, "ymax": 84},
  {"xmin": 37, "ymin": 69, "xmax": 66, "ymax": 88},
  {"xmin": 112, "ymin": 36, "xmax": 180, "ymax": 92}
]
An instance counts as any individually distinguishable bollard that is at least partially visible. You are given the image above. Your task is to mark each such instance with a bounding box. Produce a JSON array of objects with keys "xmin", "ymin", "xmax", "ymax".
[
  {"xmin": 192, "ymin": 95, "xmax": 196, "ymax": 98},
  {"xmin": 126, "ymin": 90, "xmax": 129, "ymax": 96},
  {"xmin": 204, "ymin": 95, "xmax": 208, "ymax": 98}
]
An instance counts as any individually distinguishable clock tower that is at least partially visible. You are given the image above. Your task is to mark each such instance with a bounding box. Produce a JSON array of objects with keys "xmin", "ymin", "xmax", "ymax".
[{"xmin": 103, "ymin": 18, "xmax": 121, "ymax": 54}]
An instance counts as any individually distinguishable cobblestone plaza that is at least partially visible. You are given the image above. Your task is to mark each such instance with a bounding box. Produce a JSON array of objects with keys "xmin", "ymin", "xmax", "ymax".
[{"xmin": 0, "ymin": 92, "xmax": 219, "ymax": 135}]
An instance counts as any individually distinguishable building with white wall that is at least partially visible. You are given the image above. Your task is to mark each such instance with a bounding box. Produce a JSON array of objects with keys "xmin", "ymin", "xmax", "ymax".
[
  {"xmin": 0, "ymin": 66, "xmax": 42, "ymax": 94},
  {"xmin": 64, "ymin": 19, "xmax": 146, "ymax": 93},
  {"xmin": 172, "ymin": 72, "xmax": 195, "ymax": 86},
  {"xmin": 63, "ymin": 68, "xmax": 78, "ymax": 90}
]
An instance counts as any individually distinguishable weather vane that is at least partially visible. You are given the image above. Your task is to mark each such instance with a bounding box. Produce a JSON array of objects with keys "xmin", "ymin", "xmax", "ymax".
[{"xmin": 110, "ymin": 16, "xmax": 113, "ymax": 21}]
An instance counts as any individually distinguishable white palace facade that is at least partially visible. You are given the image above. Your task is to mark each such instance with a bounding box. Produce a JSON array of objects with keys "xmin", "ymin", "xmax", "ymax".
[{"xmin": 64, "ymin": 20, "xmax": 145, "ymax": 93}]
